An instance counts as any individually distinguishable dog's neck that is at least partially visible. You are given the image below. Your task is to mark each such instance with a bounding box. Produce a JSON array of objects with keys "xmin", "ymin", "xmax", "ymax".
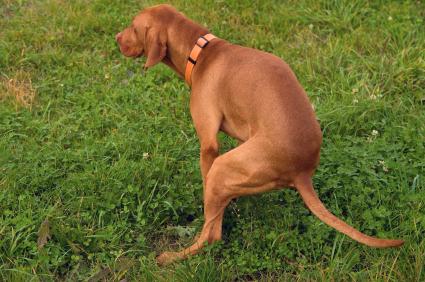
[{"xmin": 164, "ymin": 17, "xmax": 209, "ymax": 79}]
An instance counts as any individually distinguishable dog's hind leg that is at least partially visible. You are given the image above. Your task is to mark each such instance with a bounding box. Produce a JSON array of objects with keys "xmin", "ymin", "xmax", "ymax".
[{"xmin": 156, "ymin": 138, "xmax": 286, "ymax": 265}]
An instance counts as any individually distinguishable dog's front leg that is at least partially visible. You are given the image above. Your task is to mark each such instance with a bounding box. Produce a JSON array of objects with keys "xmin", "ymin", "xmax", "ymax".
[
  {"xmin": 192, "ymin": 106, "xmax": 221, "ymax": 243},
  {"xmin": 200, "ymin": 139, "xmax": 219, "ymax": 190},
  {"xmin": 156, "ymin": 109, "xmax": 222, "ymax": 266},
  {"xmin": 190, "ymin": 104, "xmax": 222, "ymax": 192}
]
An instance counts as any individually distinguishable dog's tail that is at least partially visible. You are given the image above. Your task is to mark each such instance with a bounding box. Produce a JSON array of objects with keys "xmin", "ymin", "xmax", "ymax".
[{"xmin": 294, "ymin": 176, "xmax": 404, "ymax": 248}]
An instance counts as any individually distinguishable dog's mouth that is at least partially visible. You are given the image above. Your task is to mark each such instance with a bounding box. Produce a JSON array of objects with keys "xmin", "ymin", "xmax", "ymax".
[
  {"xmin": 119, "ymin": 44, "xmax": 144, "ymax": 58},
  {"xmin": 135, "ymin": 49, "xmax": 144, "ymax": 58}
]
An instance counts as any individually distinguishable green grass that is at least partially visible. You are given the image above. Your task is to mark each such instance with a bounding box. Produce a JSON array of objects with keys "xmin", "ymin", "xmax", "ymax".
[{"xmin": 1, "ymin": 0, "xmax": 424, "ymax": 280}]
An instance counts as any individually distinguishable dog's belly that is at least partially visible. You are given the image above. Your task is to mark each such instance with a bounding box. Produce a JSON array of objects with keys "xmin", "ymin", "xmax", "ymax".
[{"xmin": 220, "ymin": 119, "xmax": 249, "ymax": 142}]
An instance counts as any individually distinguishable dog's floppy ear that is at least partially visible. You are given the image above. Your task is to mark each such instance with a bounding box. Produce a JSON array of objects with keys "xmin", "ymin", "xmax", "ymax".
[{"xmin": 144, "ymin": 27, "xmax": 167, "ymax": 69}]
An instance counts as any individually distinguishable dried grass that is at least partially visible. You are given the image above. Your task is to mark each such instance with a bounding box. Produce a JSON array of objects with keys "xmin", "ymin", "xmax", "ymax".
[{"xmin": 0, "ymin": 70, "xmax": 36, "ymax": 110}]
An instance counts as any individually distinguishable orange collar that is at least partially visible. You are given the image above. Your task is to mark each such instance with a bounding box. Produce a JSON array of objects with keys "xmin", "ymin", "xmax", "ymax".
[{"xmin": 184, "ymin": 33, "xmax": 216, "ymax": 86}]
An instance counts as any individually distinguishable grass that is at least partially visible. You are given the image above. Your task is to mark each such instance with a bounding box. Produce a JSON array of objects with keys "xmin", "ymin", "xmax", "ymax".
[{"xmin": 0, "ymin": 0, "xmax": 424, "ymax": 280}]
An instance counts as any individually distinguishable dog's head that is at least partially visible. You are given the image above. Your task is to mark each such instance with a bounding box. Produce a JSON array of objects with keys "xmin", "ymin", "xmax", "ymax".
[{"xmin": 115, "ymin": 5, "xmax": 174, "ymax": 68}]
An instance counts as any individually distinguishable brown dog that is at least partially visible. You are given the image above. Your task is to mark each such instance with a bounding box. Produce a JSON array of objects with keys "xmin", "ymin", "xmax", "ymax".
[{"xmin": 116, "ymin": 4, "xmax": 403, "ymax": 265}]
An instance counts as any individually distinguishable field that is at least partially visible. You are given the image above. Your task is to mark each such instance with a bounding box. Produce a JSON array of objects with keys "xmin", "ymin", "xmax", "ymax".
[{"xmin": 1, "ymin": 0, "xmax": 424, "ymax": 280}]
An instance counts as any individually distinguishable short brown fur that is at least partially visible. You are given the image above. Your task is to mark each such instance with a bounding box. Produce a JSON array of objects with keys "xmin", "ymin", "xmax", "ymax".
[{"xmin": 115, "ymin": 4, "xmax": 404, "ymax": 266}]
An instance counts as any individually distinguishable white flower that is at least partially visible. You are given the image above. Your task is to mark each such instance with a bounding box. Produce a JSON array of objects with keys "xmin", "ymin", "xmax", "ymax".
[
  {"xmin": 143, "ymin": 152, "xmax": 149, "ymax": 159},
  {"xmin": 371, "ymin": 130, "xmax": 379, "ymax": 136},
  {"xmin": 370, "ymin": 94, "xmax": 377, "ymax": 100},
  {"xmin": 353, "ymin": 98, "xmax": 359, "ymax": 104},
  {"xmin": 379, "ymin": 160, "xmax": 389, "ymax": 172},
  {"xmin": 308, "ymin": 24, "xmax": 314, "ymax": 30},
  {"xmin": 388, "ymin": 16, "xmax": 393, "ymax": 21}
]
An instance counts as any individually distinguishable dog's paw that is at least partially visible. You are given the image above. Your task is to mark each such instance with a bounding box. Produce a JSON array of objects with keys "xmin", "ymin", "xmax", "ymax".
[{"xmin": 156, "ymin": 251, "xmax": 181, "ymax": 266}]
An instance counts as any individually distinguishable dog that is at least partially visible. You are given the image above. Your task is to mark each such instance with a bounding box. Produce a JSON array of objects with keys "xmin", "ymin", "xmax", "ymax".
[{"xmin": 115, "ymin": 4, "xmax": 404, "ymax": 265}]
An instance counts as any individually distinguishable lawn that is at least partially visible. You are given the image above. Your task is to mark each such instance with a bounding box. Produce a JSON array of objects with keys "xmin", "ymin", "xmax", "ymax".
[{"xmin": 0, "ymin": 0, "xmax": 424, "ymax": 281}]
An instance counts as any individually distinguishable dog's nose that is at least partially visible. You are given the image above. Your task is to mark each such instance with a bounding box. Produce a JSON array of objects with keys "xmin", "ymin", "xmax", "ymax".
[{"xmin": 115, "ymin": 32, "xmax": 122, "ymax": 43}]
